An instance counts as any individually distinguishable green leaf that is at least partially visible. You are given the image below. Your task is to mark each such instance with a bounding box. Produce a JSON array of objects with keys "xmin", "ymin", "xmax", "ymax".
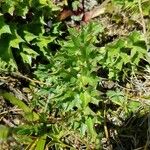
[
  {"xmin": 10, "ymin": 30, "xmax": 24, "ymax": 49},
  {"xmin": 85, "ymin": 117, "xmax": 97, "ymax": 140},
  {"xmin": 0, "ymin": 14, "xmax": 11, "ymax": 35},
  {"xmin": 66, "ymin": 94, "xmax": 81, "ymax": 110},
  {"xmin": 16, "ymin": 125, "xmax": 35, "ymax": 135},
  {"xmin": 1, "ymin": 1, "xmax": 15, "ymax": 15},
  {"xmin": 0, "ymin": 92, "xmax": 39, "ymax": 121},
  {"xmin": 128, "ymin": 101, "xmax": 140, "ymax": 112},
  {"xmin": 39, "ymin": 0, "xmax": 48, "ymax": 5},
  {"xmin": 20, "ymin": 44, "xmax": 38, "ymax": 65},
  {"xmin": 0, "ymin": 125, "xmax": 9, "ymax": 141},
  {"xmin": 36, "ymin": 36, "xmax": 55, "ymax": 55},
  {"xmin": 0, "ymin": 36, "xmax": 17, "ymax": 70},
  {"xmin": 35, "ymin": 134, "xmax": 47, "ymax": 150},
  {"xmin": 70, "ymin": 34, "xmax": 80, "ymax": 49},
  {"xmin": 128, "ymin": 31, "xmax": 141, "ymax": 44},
  {"xmin": 80, "ymin": 91, "xmax": 91, "ymax": 108},
  {"xmin": 107, "ymin": 90, "xmax": 125, "ymax": 106},
  {"xmin": 121, "ymin": 53, "xmax": 130, "ymax": 64},
  {"xmin": 23, "ymin": 45, "xmax": 38, "ymax": 57},
  {"xmin": 15, "ymin": 4, "xmax": 29, "ymax": 16},
  {"xmin": 20, "ymin": 52, "xmax": 32, "ymax": 65},
  {"xmin": 24, "ymin": 31, "xmax": 37, "ymax": 42},
  {"xmin": 80, "ymin": 123, "xmax": 87, "ymax": 136}
]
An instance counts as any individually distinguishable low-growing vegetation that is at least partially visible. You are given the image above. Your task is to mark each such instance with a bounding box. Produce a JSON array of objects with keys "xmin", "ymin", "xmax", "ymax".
[{"xmin": 0, "ymin": 0, "xmax": 150, "ymax": 149}]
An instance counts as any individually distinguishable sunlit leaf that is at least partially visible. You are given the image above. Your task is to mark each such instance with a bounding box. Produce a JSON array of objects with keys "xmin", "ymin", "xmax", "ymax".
[
  {"xmin": 85, "ymin": 117, "xmax": 97, "ymax": 140},
  {"xmin": 35, "ymin": 134, "xmax": 47, "ymax": 150},
  {"xmin": 0, "ymin": 14, "xmax": 11, "ymax": 35}
]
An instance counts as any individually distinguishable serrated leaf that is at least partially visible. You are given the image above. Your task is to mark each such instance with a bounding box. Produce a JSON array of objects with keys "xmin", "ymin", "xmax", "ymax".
[
  {"xmin": 20, "ymin": 43, "xmax": 38, "ymax": 66},
  {"xmin": 16, "ymin": 5, "xmax": 29, "ymax": 16},
  {"xmin": 131, "ymin": 47, "xmax": 144, "ymax": 65},
  {"xmin": 68, "ymin": 28, "xmax": 79, "ymax": 37},
  {"xmin": 0, "ymin": 15, "xmax": 11, "ymax": 35},
  {"xmin": 132, "ymin": 45, "xmax": 146, "ymax": 54},
  {"xmin": 24, "ymin": 31, "xmax": 37, "ymax": 42},
  {"xmin": 108, "ymin": 70, "xmax": 116, "ymax": 79},
  {"xmin": 10, "ymin": 30, "xmax": 24, "ymax": 48},
  {"xmin": 36, "ymin": 36, "xmax": 55, "ymax": 55},
  {"xmin": 121, "ymin": 53, "xmax": 130, "ymax": 64},
  {"xmin": 39, "ymin": 16, "xmax": 47, "ymax": 25},
  {"xmin": 0, "ymin": 24, "xmax": 11, "ymax": 35},
  {"xmin": 71, "ymin": 34, "xmax": 80, "ymax": 48},
  {"xmin": 1, "ymin": 1, "xmax": 15, "ymax": 15},
  {"xmin": 22, "ymin": 44, "xmax": 38, "ymax": 57},
  {"xmin": 0, "ymin": 36, "xmax": 17, "ymax": 69},
  {"xmin": 86, "ymin": 22, "xmax": 103, "ymax": 36},
  {"xmin": 67, "ymin": 94, "xmax": 81, "ymax": 110},
  {"xmin": 83, "ymin": 106, "xmax": 96, "ymax": 115},
  {"xmin": 20, "ymin": 52, "xmax": 32, "ymax": 65}
]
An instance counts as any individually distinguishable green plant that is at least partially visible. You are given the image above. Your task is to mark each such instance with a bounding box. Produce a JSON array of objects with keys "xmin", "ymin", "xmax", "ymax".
[
  {"xmin": 34, "ymin": 20, "xmax": 150, "ymax": 148},
  {"xmin": 34, "ymin": 22, "xmax": 104, "ymax": 148},
  {"xmin": 0, "ymin": 91, "xmax": 78, "ymax": 149},
  {"xmin": 0, "ymin": 0, "xmax": 61, "ymax": 71},
  {"xmin": 1, "ymin": 0, "xmax": 150, "ymax": 149},
  {"xmin": 100, "ymin": 31, "xmax": 148, "ymax": 80}
]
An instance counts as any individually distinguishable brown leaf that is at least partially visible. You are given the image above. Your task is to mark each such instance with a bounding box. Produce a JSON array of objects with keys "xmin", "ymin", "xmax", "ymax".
[
  {"xmin": 59, "ymin": 9, "xmax": 73, "ymax": 21},
  {"xmin": 82, "ymin": 0, "xmax": 110, "ymax": 22}
]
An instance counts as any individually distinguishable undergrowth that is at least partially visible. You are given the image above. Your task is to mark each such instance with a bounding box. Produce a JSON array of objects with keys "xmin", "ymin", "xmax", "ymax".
[{"xmin": 0, "ymin": 0, "xmax": 150, "ymax": 149}]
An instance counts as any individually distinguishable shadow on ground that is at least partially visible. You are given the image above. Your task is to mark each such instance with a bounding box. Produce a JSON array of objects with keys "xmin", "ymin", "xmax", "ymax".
[{"xmin": 110, "ymin": 113, "xmax": 150, "ymax": 150}]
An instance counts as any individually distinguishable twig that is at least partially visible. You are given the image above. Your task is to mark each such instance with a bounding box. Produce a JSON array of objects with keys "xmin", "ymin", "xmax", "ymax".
[
  {"xmin": 0, "ymin": 108, "xmax": 22, "ymax": 115},
  {"xmin": 12, "ymin": 72, "xmax": 51, "ymax": 86},
  {"xmin": 103, "ymin": 105, "xmax": 113, "ymax": 149},
  {"xmin": 134, "ymin": 147, "xmax": 144, "ymax": 150},
  {"xmin": 0, "ymin": 76, "xmax": 8, "ymax": 80},
  {"xmin": 0, "ymin": 69, "xmax": 51, "ymax": 87},
  {"xmin": 2, "ymin": 118, "xmax": 15, "ymax": 127},
  {"xmin": 115, "ymin": 83, "xmax": 137, "ymax": 92},
  {"xmin": 104, "ymin": 105, "xmax": 109, "ymax": 139}
]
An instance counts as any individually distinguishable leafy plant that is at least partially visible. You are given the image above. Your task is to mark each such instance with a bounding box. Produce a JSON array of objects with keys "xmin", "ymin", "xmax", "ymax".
[
  {"xmin": 34, "ymin": 20, "xmax": 149, "ymax": 148},
  {"xmin": 1, "ymin": 0, "xmax": 150, "ymax": 149},
  {"xmin": 0, "ymin": 0, "xmax": 61, "ymax": 71},
  {"xmin": 99, "ymin": 31, "xmax": 148, "ymax": 80},
  {"xmin": 34, "ymin": 22, "xmax": 104, "ymax": 148}
]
